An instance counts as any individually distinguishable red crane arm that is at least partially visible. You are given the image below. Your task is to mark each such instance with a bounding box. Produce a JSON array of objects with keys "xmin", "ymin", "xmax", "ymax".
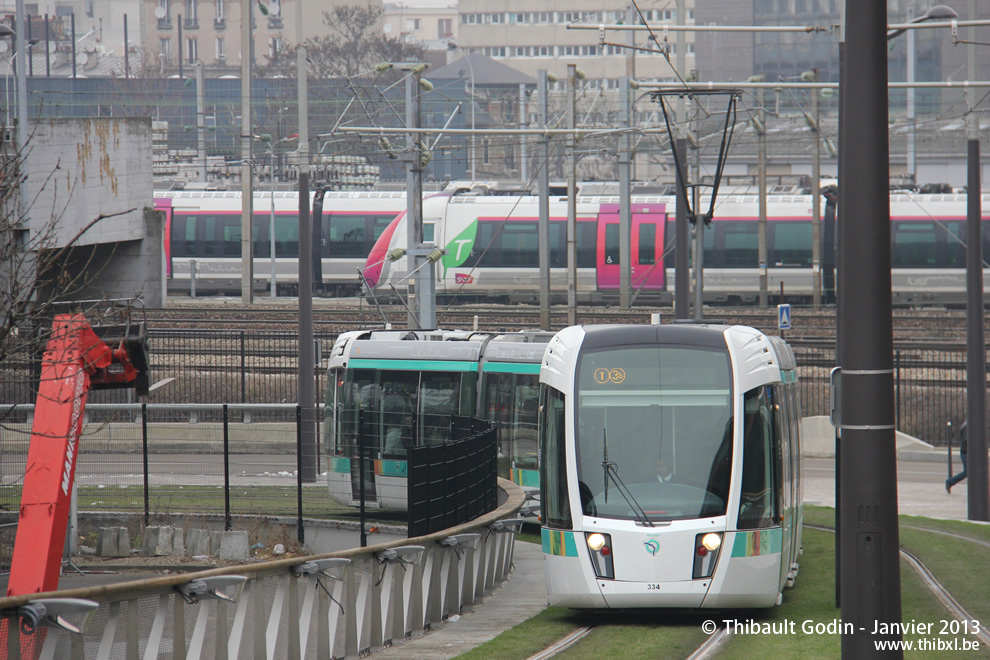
[{"xmin": 6, "ymin": 314, "xmax": 148, "ymax": 597}]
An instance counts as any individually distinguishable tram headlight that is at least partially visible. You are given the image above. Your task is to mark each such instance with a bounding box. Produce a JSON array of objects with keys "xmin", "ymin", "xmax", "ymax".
[
  {"xmin": 586, "ymin": 533, "xmax": 606, "ymax": 552},
  {"xmin": 693, "ymin": 532, "xmax": 723, "ymax": 580},
  {"xmin": 584, "ymin": 532, "xmax": 614, "ymax": 580},
  {"xmin": 701, "ymin": 533, "xmax": 722, "ymax": 552}
]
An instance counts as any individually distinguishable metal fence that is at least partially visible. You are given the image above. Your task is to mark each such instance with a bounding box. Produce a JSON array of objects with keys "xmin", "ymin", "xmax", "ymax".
[
  {"xmin": 790, "ymin": 340, "xmax": 981, "ymax": 446},
  {"xmin": 0, "ymin": 329, "xmax": 981, "ymax": 443}
]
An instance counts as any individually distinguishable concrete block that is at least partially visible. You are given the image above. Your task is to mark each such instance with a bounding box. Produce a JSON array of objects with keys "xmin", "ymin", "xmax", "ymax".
[
  {"xmin": 210, "ymin": 531, "xmax": 224, "ymax": 556},
  {"xmin": 171, "ymin": 528, "xmax": 185, "ymax": 556},
  {"xmin": 186, "ymin": 528, "xmax": 211, "ymax": 556},
  {"xmin": 143, "ymin": 526, "xmax": 174, "ymax": 556},
  {"xmin": 96, "ymin": 527, "xmax": 130, "ymax": 557},
  {"xmin": 218, "ymin": 531, "xmax": 249, "ymax": 560}
]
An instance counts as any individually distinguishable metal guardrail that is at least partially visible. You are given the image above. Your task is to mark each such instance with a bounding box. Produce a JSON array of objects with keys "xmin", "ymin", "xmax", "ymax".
[{"xmin": 0, "ymin": 480, "xmax": 527, "ymax": 659}]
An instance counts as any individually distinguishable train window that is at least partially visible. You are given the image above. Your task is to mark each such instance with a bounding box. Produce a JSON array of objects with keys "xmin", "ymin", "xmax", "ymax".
[
  {"xmin": 500, "ymin": 222, "xmax": 539, "ymax": 266},
  {"xmin": 892, "ymin": 221, "xmax": 936, "ymax": 267},
  {"xmin": 738, "ymin": 387, "xmax": 779, "ymax": 529},
  {"xmin": 771, "ymin": 221, "xmax": 812, "ymax": 267},
  {"xmin": 604, "ymin": 223, "xmax": 620, "ymax": 264},
  {"xmin": 575, "ymin": 221, "xmax": 595, "ymax": 267},
  {"xmin": 172, "ymin": 214, "xmax": 196, "ymax": 257},
  {"xmin": 274, "ymin": 216, "xmax": 299, "ymax": 257},
  {"xmin": 539, "ymin": 385, "xmax": 571, "ymax": 529},
  {"xmin": 574, "ymin": 345, "xmax": 732, "ymax": 522},
  {"xmin": 202, "ymin": 215, "xmax": 217, "ymax": 257},
  {"xmin": 943, "ymin": 221, "xmax": 965, "ymax": 268},
  {"xmin": 221, "ymin": 218, "xmax": 241, "ymax": 257},
  {"xmin": 469, "ymin": 221, "xmax": 501, "ymax": 267},
  {"xmin": 638, "ymin": 223, "xmax": 656, "ymax": 265},
  {"xmin": 423, "ymin": 221, "xmax": 435, "ymax": 243},
  {"xmin": 328, "ymin": 215, "xmax": 367, "ymax": 257},
  {"xmin": 720, "ymin": 221, "xmax": 758, "ymax": 267}
]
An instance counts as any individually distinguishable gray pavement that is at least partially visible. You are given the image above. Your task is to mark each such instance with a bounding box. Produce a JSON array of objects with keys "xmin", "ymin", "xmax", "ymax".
[{"xmin": 379, "ymin": 540, "xmax": 547, "ymax": 659}]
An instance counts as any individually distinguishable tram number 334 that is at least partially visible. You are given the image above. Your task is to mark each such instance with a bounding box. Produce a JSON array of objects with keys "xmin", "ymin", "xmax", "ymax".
[{"xmin": 646, "ymin": 584, "xmax": 662, "ymax": 591}]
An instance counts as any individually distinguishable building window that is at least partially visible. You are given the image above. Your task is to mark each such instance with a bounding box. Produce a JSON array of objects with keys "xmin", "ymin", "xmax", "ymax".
[
  {"xmin": 184, "ymin": 0, "xmax": 198, "ymax": 26},
  {"xmin": 269, "ymin": 36, "xmax": 281, "ymax": 59},
  {"xmin": 406, "ymin": 18, "xmax": 420, "ymax": 32},
  {"xmin": 438, "ymin": 18, "xmax": 452, "ymax": 37},
  {"xmin": 160, "ymin": 37, "xmax": 172, "ymax": 59},
  {"xmin": 186, "ymin": 37, "xmax": 197, "ymax": 63},
  {"xmin": 482, "ymin": 139, "xmax": 490, "ymax": 165},
  {"xmin": 216, "ymin": 36, "xmax": 225, "ymax": 59},
  {"xmin": 215, "ymin": 0, "xmax": 223, "ymax": 19}
]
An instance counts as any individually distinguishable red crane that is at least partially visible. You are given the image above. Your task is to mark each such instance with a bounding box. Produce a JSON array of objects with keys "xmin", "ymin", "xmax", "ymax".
[{"xmin": 6, "ymin": 313, "xmax": 149, "ymax": 597}]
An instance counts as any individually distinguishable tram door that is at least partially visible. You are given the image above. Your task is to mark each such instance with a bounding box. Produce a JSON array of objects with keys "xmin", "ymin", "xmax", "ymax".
[{"xmin": 595, "ymin": 206, "xmax": 666, "ymax": 290}]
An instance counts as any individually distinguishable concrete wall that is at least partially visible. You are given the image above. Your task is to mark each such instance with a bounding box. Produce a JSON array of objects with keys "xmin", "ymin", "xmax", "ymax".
[
  {"xmin": 28, "ymin": 117, "xmax": 153, "ymax": 247},
  {"xmin": 26, "ymin": 117, "xmax": 162, "ymax": 306}
]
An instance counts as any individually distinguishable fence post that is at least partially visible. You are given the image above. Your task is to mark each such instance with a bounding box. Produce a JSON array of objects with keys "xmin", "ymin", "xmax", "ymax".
[
  {"xmin": 894, "ymin": 350, "xmax": 901, "ymax": 430},
  {"xmin": 223, "ymin": 404, "xmax": 232, "ymax": 531},
  {"xmin": 296, "ymin": 404, "xmax": 305, "ymax": 545},
  {"xmin": 240, "ymin": 330, "xmax": 247, "ymax": 405},
  {"xmin": 142, "ymin": 403, "xmax": 149, "ymax": 527},
  {"xmin": 189, "ymin": 259, "xmax": 197, "ymax": 297},
  {"xmin": 359, "ymin": 409, "xmax": 367, "ymax": 548}
]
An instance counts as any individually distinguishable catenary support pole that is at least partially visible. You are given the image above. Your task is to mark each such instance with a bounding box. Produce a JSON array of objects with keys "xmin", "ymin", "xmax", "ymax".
[
  {"xmin": 239, "ymin": 0, "xmax": 253, "ymax": 303},
  {"xmin": 674, "ymin": 138, "xmax": 689, "ymax": 319},
  {"xmin": 619, "ymin": 77, "xmax": 631, "ymax": 309},
  {"xmin": 297, "ymin": 45, "xmax": 316, "ymax": 483},
  {"xmin": 838, "ymin": 1, "xmax": 903, "ymax": 656},
  {"xmin": 537, "ymin": 70, "xmax": 551, "ymax": 330}
]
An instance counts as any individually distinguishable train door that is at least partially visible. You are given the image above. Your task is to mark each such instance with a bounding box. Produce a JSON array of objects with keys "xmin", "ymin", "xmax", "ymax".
[{"xmin": 595, "ymin": 206, "xmax": 666, "ymax": 290}]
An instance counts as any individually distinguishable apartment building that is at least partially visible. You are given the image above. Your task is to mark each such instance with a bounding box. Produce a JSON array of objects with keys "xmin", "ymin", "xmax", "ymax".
[{"xmin": 456, "ymin": 0, "xmax": 696, "ymax": 88}]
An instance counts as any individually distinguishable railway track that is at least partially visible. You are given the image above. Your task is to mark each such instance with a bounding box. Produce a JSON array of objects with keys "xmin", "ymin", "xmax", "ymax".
[{"xmin": 147, "ymin": 302, "xmax": 980, "ymax": 342}]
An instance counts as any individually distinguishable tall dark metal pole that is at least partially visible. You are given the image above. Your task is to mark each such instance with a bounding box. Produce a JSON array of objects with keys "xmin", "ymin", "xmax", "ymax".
[
  {"xmin": 537, "ymin": 70, "xmax": 551, "ymax": 330},
  {"xmin": 619, "ymin": 77, "xmax": 631, "ymax": 309},
  {"xmin": 673, "ymin": 137, "xmax": 689, "ymax": 319},
  {"xmin": 964, "ymin": 13, "xmax": 988, "ymax": 519},
  {"xmin": 70, "ymin": 13, "xmax": 76, "ymax": 79},
  {"xmin": 122, "ymin": 14, "xmax": 128, "ymax": 79},
  {"xmin": 297, "ymin": 45, "xmax": 316, "ymax": 483},
  {"xmin": 838, "ymin": 1, "xmax": 902, "ymax": 655}
]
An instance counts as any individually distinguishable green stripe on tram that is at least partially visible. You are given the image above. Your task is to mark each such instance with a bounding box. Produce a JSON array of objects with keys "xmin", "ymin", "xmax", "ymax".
[
  {"xmin": 482, "ymin": 362, "xmax": 542, "ymax": 374},
  {"xmin": 349, "ymin": 358, "xmax": 479, "ymax": 372}
]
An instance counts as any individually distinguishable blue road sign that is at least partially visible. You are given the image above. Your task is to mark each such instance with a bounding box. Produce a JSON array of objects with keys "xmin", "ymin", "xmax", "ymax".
[{"xmin": 778, "ymin": 303, "xmax": 792, "ymax": 330}]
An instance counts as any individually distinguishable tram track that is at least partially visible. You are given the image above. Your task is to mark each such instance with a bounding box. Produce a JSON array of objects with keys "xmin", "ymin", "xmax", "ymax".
[{"xmin": 804, "ymin": 523, "xmax": 990, "ymax": 648}]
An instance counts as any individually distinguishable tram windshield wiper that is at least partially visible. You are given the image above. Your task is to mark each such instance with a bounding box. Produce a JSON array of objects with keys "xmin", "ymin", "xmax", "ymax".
[{"xmin": 601, "ymin": 428, "xmax": 655, "ymax": 527}]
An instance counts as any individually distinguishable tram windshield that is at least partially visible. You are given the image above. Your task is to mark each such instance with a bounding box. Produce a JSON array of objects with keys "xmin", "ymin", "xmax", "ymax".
[{"xmin": 575, "ymin": 345, "xmax": 733, "ymax": 522}]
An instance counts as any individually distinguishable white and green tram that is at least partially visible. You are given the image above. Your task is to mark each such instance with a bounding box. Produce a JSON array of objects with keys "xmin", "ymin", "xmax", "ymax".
[
  {"xmin": 324, "ymin": 329, "xmax": 551, "ymax": 510},
  {"xmin": 539, "ymin": 323, "xmax": 803, "ymax": 608}
]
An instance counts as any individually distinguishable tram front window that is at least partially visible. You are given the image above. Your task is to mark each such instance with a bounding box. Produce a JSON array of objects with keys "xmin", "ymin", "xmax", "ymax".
[{"xmin": 575, "ymin": 345, "xmax": 733, "ymax": 522}]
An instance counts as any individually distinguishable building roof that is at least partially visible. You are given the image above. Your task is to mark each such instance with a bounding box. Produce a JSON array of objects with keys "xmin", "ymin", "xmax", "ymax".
[{"xmin": 429, "ymin": 52, "xmax": 535, "ymax": 86}]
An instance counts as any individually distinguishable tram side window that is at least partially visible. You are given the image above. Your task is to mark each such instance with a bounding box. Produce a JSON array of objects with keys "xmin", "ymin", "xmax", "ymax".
[
  {"xmin": 335, "ymin": 371, "xmax": 380, "ymax": 457},
  {"xmin": 892, "ymin": 221, "xmax": 936, "ymax": 267},
  {"xmin": 738, "ymin": 387, "xmax": 780, "ymax": 529},
  {"xmin": 419, "ymin": 372, "xmax": 463, "ymax": 445},
  {"xmin": 540, "ymin": 385, "xmax": 571, "ymax": 529},
  {"xmin": 501, "ymin": 222, "xmax": 539, "ymax": 266},
  {"xmin": 381, "ymin": 372, "xmax": 417, "ymax": 456},
  {"xmin": 771, "ymin": 221, "xmax": 812, "ymax": 267}
]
